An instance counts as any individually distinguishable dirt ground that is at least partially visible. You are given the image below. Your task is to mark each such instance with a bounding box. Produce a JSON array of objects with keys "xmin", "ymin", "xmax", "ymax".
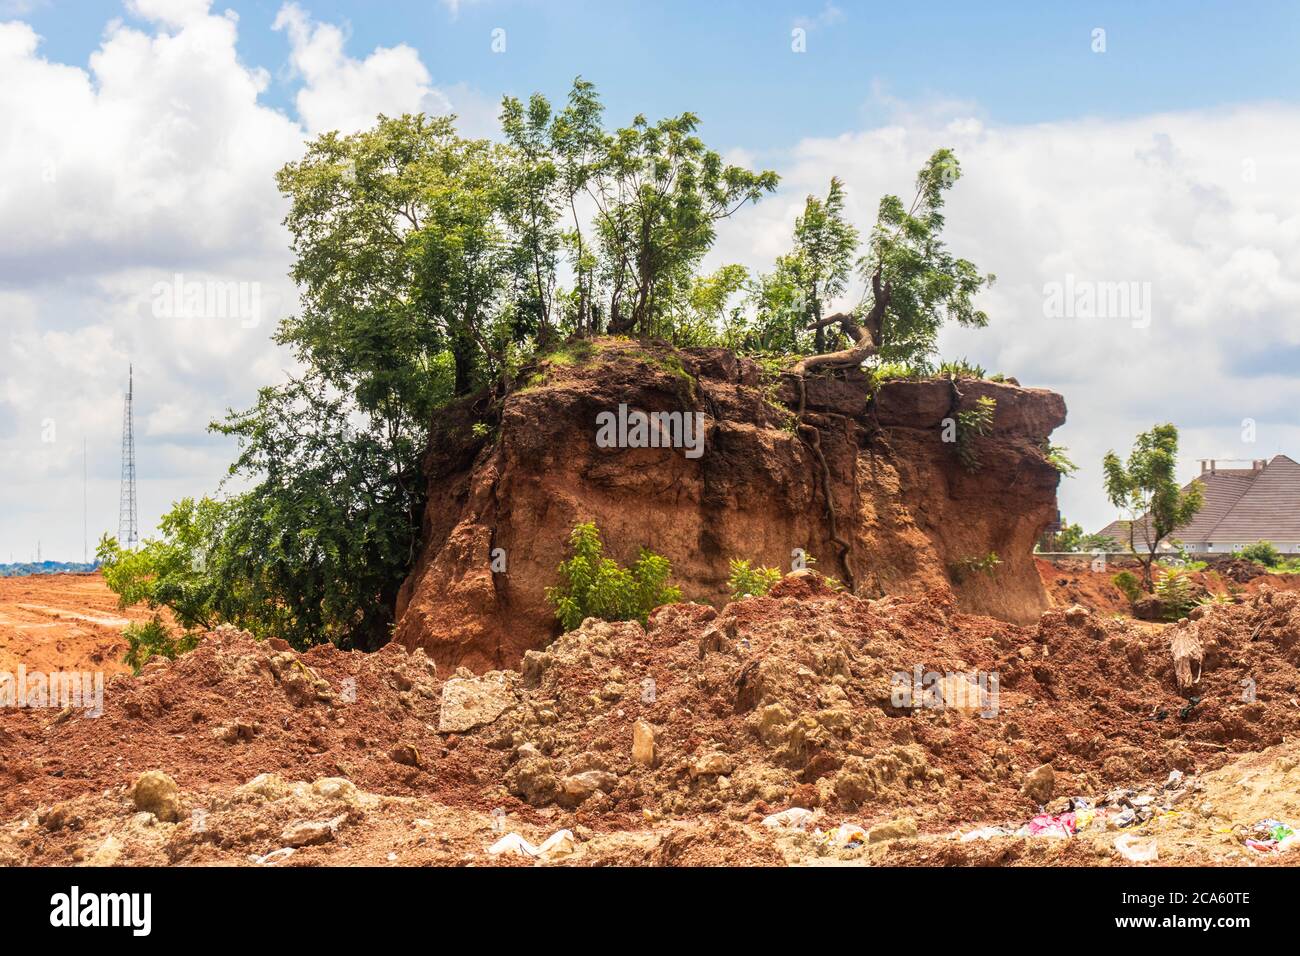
[
  {"xmin": 3, "ymin": 570, "xmax": 1298, "ymax": 867},
  {"xmin": 1037, "ymin": 557, "xmax": 1300, "ymax": 617},
  {"xmin": 0, "ymin": 573, "xmax": 145, "ymax": 676}
]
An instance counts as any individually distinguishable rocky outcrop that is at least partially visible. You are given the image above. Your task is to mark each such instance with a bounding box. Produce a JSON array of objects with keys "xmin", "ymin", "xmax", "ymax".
[{"xmin": 393, "ymin": 340, "xmax": 1067, "ymax": 671}]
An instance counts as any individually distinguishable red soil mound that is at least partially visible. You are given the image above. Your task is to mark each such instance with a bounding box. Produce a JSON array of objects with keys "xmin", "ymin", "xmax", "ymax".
[
  {"xmin": 7, "ymin": 574, "xmax": 1298, "ymax": 863},
  {"xmin": 395, "ymin": 340, "xmax": 1068, "ymax": 671}
]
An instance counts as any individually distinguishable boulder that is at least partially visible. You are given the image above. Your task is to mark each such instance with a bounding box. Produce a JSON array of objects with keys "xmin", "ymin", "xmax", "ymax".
[
  {"xmin": 131, "ymin": 770, "xmax": 182, "ymax": 822},
  {"xmin": 439, "ymin": 672, "xmax": 517, "ymax": 732},
  {"xmin": 1020, "ymin": 763, "xmax": 1055, "ymax": 803}
]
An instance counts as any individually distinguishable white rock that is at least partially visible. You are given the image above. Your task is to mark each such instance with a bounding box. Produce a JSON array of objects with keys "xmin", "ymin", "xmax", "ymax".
[{"xmin": 439, "ymin": 673, "xmax": 517, "ymax": 732}]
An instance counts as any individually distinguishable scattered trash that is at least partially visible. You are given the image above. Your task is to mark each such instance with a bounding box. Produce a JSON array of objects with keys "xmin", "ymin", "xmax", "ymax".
[
  {"xmin": 1242, "ymin": 819, "xmax": 1298, "ymax": 853},
  {"xmin": 960, "ymin": 825, "xmax": 1015, "ymax": 842},
  {"xmin": 808, "ymin": 821, "xmax": 869, "ymax": 850},
  {"xmin": 761, "ymin": 807, "xmax": 816, "ymax": 831},
  {"xmin": 1025, "ymin": 812, "xmax": 1076, "ymax": 838},
  {"xmin": 831, "ymin": 822, "xmax": 867, "ymax": 848},
  {"xmin": 487, "ymin": 829, "xmax": 576, "ymax": 861},
  {"xmin": 1114, "ymin": 834, "xmax": 1159, "ymax": 862}
]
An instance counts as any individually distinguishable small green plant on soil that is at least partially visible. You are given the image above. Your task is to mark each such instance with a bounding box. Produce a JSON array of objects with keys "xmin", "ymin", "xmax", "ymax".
[
  {"xmin": 727, "ymin": 558, "xmax": 783, "ymax": 600},
  {"xmin": 546, "ymin": 522, "xmax": 681, "ymax": 632},
  {"xmin": 937, "ymin": 358, "xmax": 987, "ymax": 379},
  {"xmin": 122, "ymin": 615, "xmax": 199, "ymax": 676},
  {"xmin": 1153, "ymin": 567, "xmax": 1197, "ymax": 621},
  {"xmin": 1112, "ymin": 570, "xmax": 1143, "ymax": 604},
  {"xmin": 955, "ymin": 395, "xmax": 996, "ymax": 471},
  {"xmin": 950, "ymin": 550, "xmax": 1001, "ymax": 583}
]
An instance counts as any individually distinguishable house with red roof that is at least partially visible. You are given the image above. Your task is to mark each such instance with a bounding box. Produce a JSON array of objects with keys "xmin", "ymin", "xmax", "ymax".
[{"xmin": 1095, "ymin": 455, "xmax": 1300, "ymax": 554}]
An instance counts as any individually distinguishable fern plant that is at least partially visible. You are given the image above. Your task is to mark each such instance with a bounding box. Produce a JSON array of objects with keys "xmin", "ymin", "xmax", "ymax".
[
  {"xmin": 546, "ymin": 522, "xmax": 681, "ymax": 632},
  {"xmin": 1153, "ymin": 567, "xmax": 1196, "ymax": 621},
  {"xmin": 1040, "ymin": 441, "xmax": 1078, "ymax": 475},
  {"xmin": 955, "ymin": 395, "xmax": 996, "ymax": 471}
]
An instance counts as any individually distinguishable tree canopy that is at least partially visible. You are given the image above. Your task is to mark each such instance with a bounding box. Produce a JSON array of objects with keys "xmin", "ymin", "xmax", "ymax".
[{"xmin": 98, "ymin": 80, "xmax": 998, "ymax": 652}]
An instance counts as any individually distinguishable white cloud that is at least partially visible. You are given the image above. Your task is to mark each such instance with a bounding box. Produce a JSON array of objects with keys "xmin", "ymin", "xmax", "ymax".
[
  {"xmin": 0, "ymin": 2, "xmax": 497, "ymax": 559},
  {"xmin": 273, "ymin": 2, "xmax": 452, "ymax": 136},
  {"xmin": 126, "ymin": 0, "xmax": 215, "ymax": 29},
  {"xmin": 4, "ymin": 1, "xmax": 1297, "ymax": 561}
]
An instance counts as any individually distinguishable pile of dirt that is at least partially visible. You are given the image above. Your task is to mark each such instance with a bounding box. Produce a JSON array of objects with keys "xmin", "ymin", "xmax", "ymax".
[
  {"xmin": 6, "ymin": 575, "xmax": 1300, "ymax": 866},
  {"xmin": 395, "ymin": 339, "xmax": 1068, "ymax": 671},
  {"xmin": 1037, "ymin": 556, "xmax": 1300, "ymax": 618}
]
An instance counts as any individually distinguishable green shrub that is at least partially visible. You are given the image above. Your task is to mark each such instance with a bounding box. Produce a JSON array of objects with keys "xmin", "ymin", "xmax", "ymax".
[
  {"xmin": 546, "ymin": 522, "xmax": 682, "ymax": 632},
  {"xmin": 727, "ymin": 558, "xmax": 783, "ymax": 600},
  {"xmin": 122, "ymin": 615, "xmax": 199, "ymax": 675},
  {"xmin": 1153, "ymin": 567, "xmax": 1196, "ymax": 621},
  {"xmin": 1239, "ymin": 541, "xmax": 1281, "ymax": 567},
  {"xmin": 937, "ymin": 358, "xmax": 987, "ymax": 379},
  {"xmin": 1112, "ymin": 570, "xmax": 1143, "ymax": 604}
]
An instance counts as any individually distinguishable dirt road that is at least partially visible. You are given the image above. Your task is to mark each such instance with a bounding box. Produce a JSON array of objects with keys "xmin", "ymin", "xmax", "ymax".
[{"xmin": 0, "ymin": 573, "xmax": 141, "ymax": 676}]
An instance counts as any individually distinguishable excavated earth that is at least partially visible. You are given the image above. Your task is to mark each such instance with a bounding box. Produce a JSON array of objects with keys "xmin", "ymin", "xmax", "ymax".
[
  {"xmin": 394, "ymin": 340, "xmax": 1067, "ymax": 672},
  {"xmin": 4, "ymin": 574, "xmax": 1299, "ymax": 867}
]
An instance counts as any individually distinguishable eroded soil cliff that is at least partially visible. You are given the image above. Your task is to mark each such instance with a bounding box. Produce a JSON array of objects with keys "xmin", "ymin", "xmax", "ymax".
[{"xmin": 393, "ymin": 340, "xmax": 1067, "ymax": 671}]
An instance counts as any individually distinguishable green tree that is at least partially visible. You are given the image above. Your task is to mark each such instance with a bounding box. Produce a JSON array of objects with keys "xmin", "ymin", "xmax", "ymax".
[
  {"xmin": 1054, "ymin": 520, "xmax": 1113, "ymax": 553},
  {"xmin": 276, "ymin": 114, "xmax": 512, "ymax": 400},
  {"xmin": 589, "ymin": 109, "xmax": 779, "ymax": 337},
  {"xmin": 1102, "ymin": 424, "xmax": 1204, "ymax": 590},
  {"xmin": 500, "ymin": 92, "xmax": 562, "ymax": 343},
  {"xmin": 548, "ymin": 77, "xmax": 605, "ymax": 335},
  {"xmin": 793, "ymin": 149, "xmax": 993, "ymax": 375},
  {"xmin": 790, "ymin": 177, "xmax": 859, "ymax": 353}
]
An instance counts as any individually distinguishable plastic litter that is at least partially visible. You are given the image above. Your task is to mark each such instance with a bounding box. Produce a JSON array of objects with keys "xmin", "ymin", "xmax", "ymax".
[
  {"xmin": 1243, "ymin": 819, "xmax": 1298, "ymax": 853},
  {"xmin": 487, "ymin": 829, "xmax": 576, "ymax": 860},
  {"xmin": 960, "ymin": 825, "xmax": 1015, "ymax": 842},
  {"xmin": 1025, "ymin": 812, "xmax": 1077, "ymax": 838},
  {"xmin": 1114, "ymin": 834, "xmax": 1159, "ymax": 862},
  {"xmin": 831, "ymin": 822, "xmax": 868, "ymax": 847},
  {"xmin": 761, "ymin": 807, "xmax": 816, "ymax": 831}
]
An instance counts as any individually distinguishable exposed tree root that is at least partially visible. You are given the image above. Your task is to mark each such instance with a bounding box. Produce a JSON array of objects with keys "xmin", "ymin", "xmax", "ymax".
[{"xmin": 795, "ymin": 374, "xmax": 856, "ymax": 593}]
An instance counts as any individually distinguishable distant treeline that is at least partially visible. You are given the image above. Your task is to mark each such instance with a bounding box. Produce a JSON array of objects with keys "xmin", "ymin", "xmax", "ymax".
[{"xmin": 0, "ymin": 561, "xmax": 99, "ymax": 578}]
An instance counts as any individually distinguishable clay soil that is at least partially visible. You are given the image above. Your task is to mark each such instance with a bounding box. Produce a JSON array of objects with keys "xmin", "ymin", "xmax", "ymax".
[
  {"xmin": 0, "ymin": 573, "xmax": 147, "ymax": 676},
  {"xmin": 3, "ymin": 571, "xmax": 1299, "ymax": 867},
  {"xmin": 1037, "ymin": 557, "xmax": 1300, "ymax": 618}
]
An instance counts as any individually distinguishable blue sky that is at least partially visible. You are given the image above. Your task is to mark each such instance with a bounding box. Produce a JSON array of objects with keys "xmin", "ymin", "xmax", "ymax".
[
  {"xmin": 21, "ymin": 0, "xmax": 1300, "ymax": 151},
  {"xmin": 2, "ymin": 0, "xmax": 1299, "ymax": 560}
]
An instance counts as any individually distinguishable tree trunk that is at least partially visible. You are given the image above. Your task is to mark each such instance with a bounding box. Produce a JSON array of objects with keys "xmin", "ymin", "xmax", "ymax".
[{"xmin": 789, "ymin": 266, "xmax": 890, "ymax": 376}]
